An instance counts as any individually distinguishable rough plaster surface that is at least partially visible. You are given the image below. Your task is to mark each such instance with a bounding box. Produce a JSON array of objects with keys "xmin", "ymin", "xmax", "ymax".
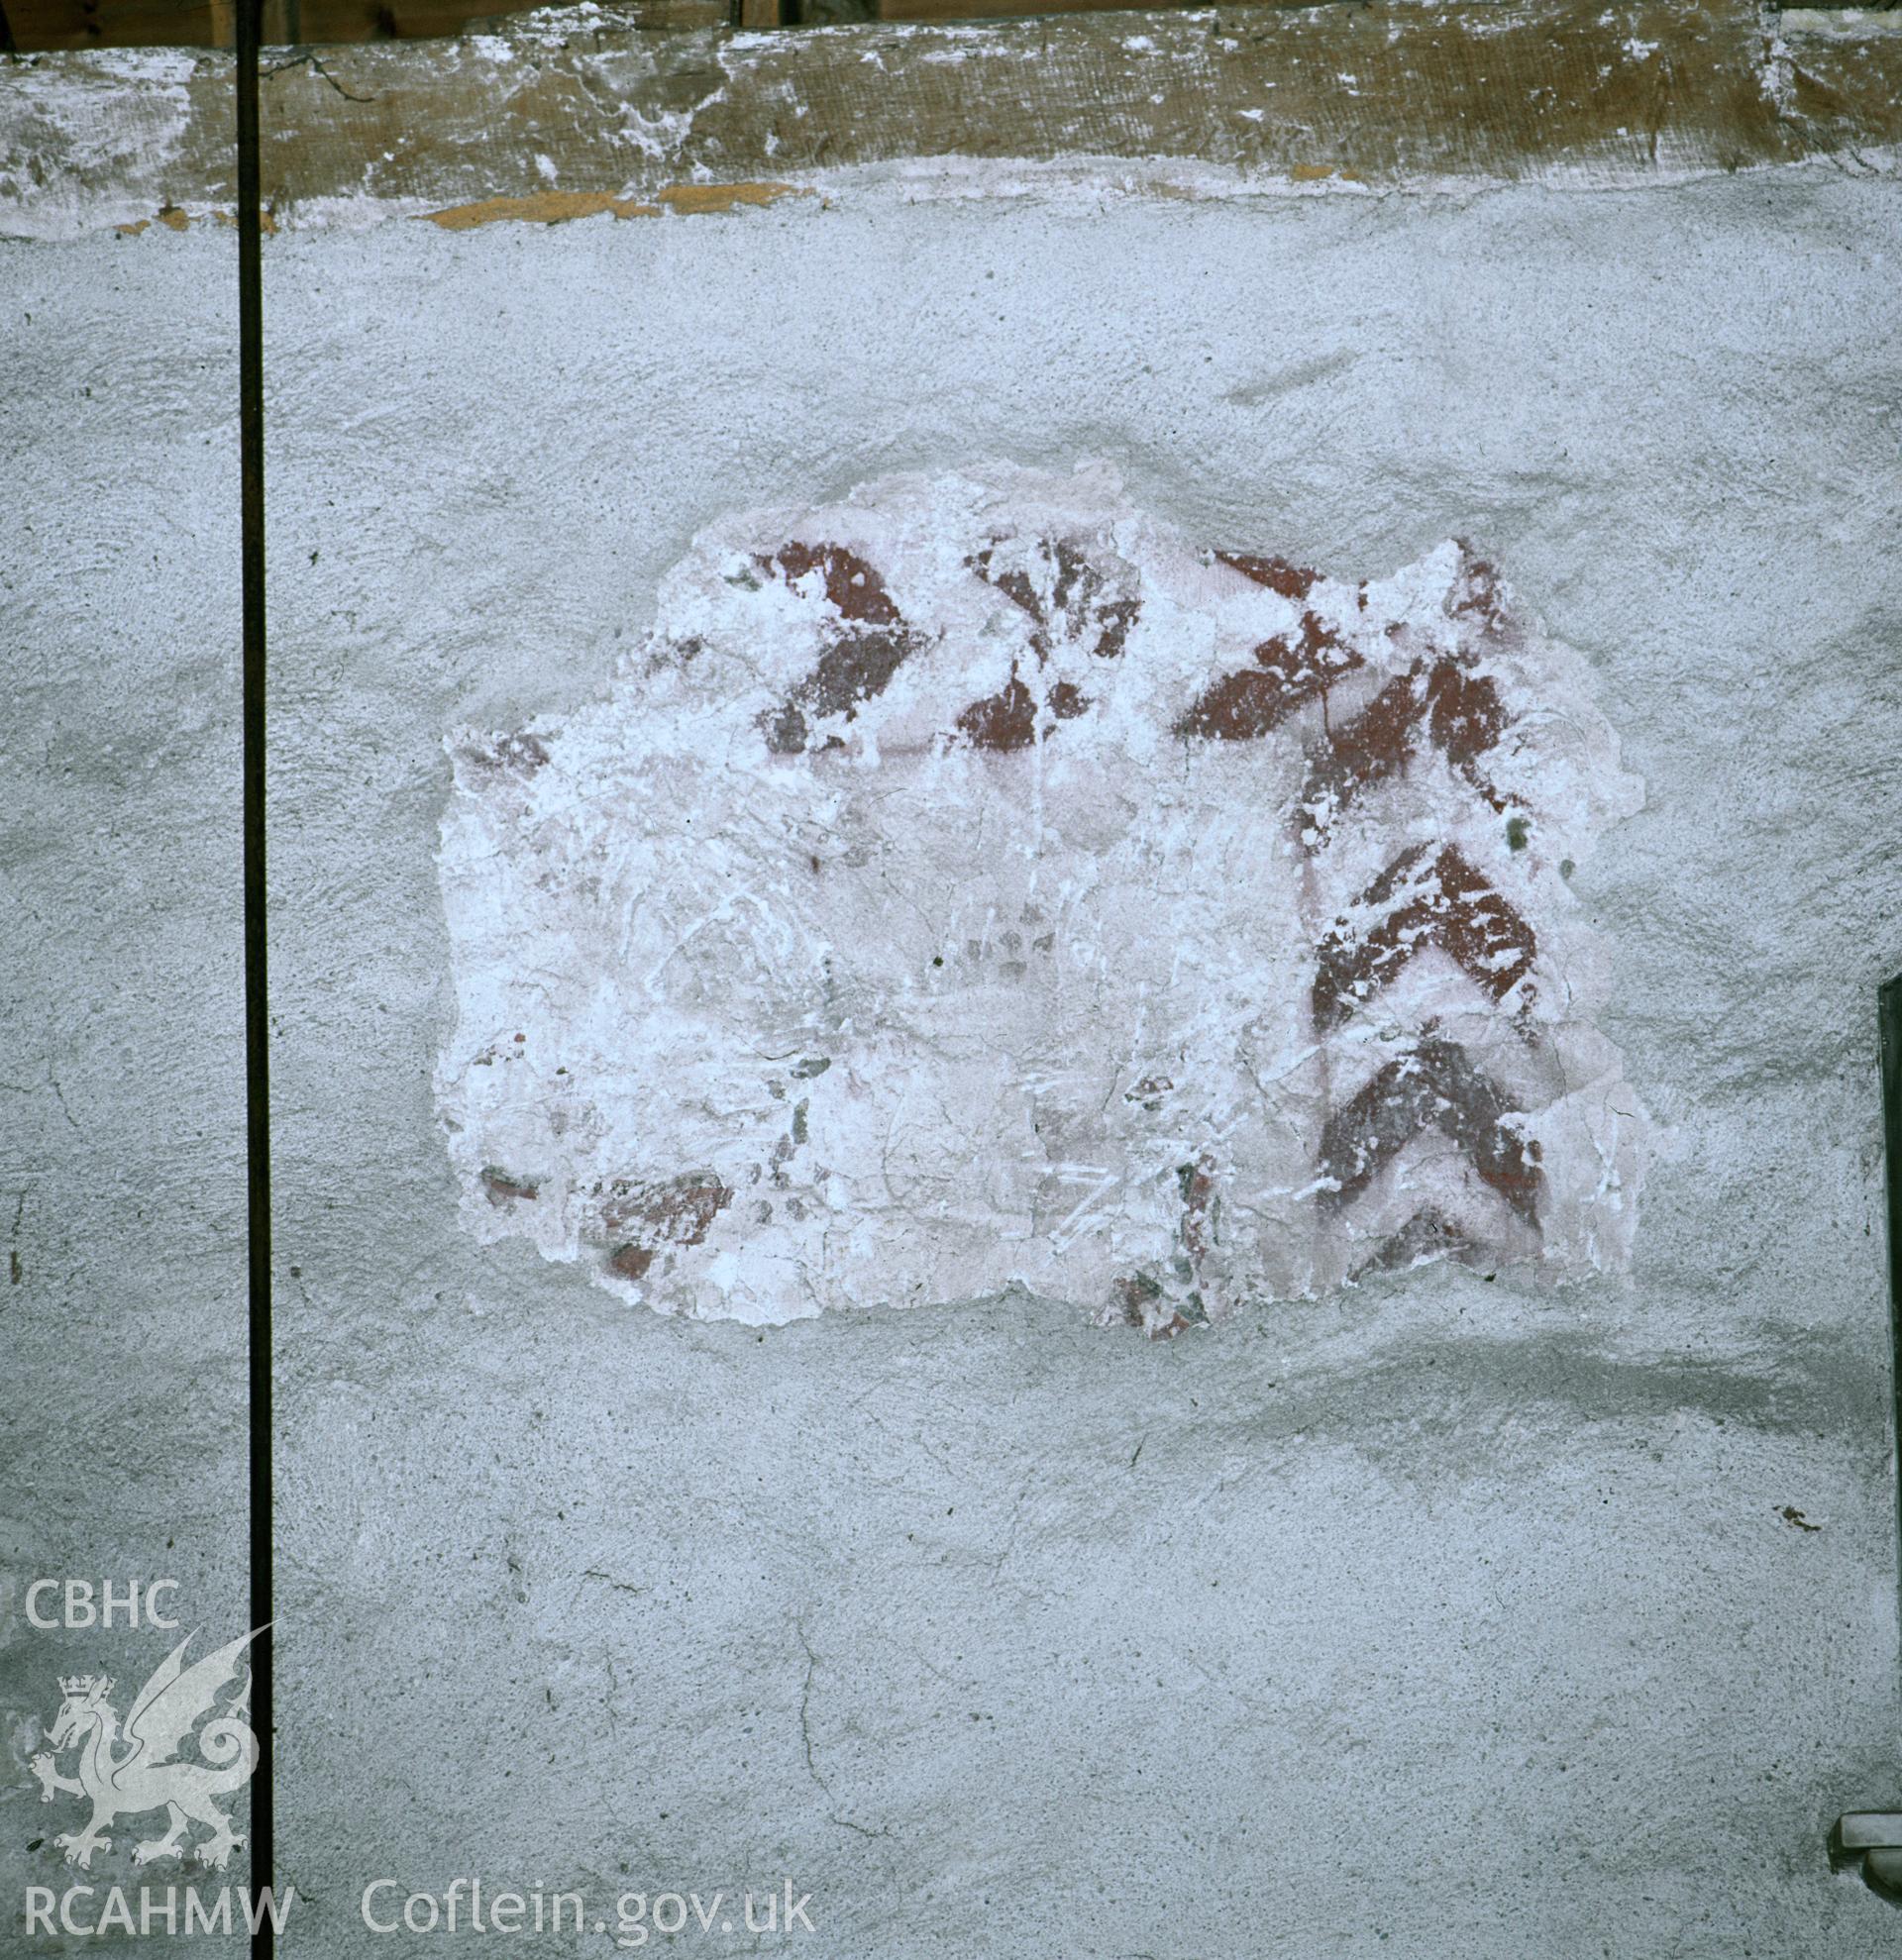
[
  {"xmin": 0, "ymin": 235, "xmax": 251, "ymax": 1875},
  {"xmin": 439, "ymin": 468, "xmax": 1645, "ymax": 1328},
  {"xmin": 4, "ymin": 164, "xmax": 1901, "ymax": 1958}
]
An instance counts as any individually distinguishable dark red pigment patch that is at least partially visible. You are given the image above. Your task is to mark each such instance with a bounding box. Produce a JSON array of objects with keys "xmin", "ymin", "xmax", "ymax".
[
  {"xmin": 479, "ymin": 1167, "xmax": 540, "ymax": 1205},
  {"xmin": 1175, "ymin": 610, "xmax": 1362, "ymax": 741},
  {"xmin": 1350, "ymin": 1205, "xmax": 1483, "ymax": 1280},
  {"xmin": 1178, "ymin": 1156, "xmax": 1218, "ymax": 1271},
  {"xmin": 957, "ymin": 671, "xmax": 1039, "ymax": 752},
  {"xmin": 1109, "ymin": 1272, "xmax": 1161, "ymax": 1329},
  {"xmin": 956, "ymin": 672, "xmax": 1094, "ymax": 751},
  {"xmin": 770, "ymin": 542, "xmax": 902, "ymax": 624},
  {"xmin": 1446, "ymin": 542, "xmax": 1509, "ymax": 638},
  {"xmin": 1215, "ymin": 551, "xmax": 1320, "ymax": 601},
  {"xmin": 1107, "ymin": 1271, "xmax": 1205, "ymax": 1342},
  {"xmin": 1092, "ymin": 601, "xmax": 1141, "ymax": 661},
  {"xmin": 1313, "ymin": 843, "xmax": 1536, "ymax": 1029},
  {"xmin": 1306, "ymin": 654, "xmax": 1509, "ymax": 820},
  {"xmin": 1317, "ymin": 1035, "xmax": 1541, "ymax": 1228},
  {"xmin": 602, "ymin": 1174, "xmax": 735, "ymax": 1280},
  {"xmin": 971, "ymin": 535, "xmax": 1141, "ymax": 663},
  {"xmin": 1102, "ymin": 1161, "xmax": 1221, "ymax": 1340},
  {"xmin": 758, "ymin": 542, "xmax": 918, "ymax": 755}
]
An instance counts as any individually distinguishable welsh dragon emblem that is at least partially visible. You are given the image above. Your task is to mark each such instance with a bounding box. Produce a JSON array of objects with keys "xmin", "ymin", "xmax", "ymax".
[{"xmin": 30, "ymin": 1627, "xmax": 264, "ymax": 1870}]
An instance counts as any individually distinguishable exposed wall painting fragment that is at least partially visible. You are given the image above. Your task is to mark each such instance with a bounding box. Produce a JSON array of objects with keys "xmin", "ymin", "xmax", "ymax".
[{"xmin": 437, "ymin": 464, "xmax": 1645, "ymax": 1332}]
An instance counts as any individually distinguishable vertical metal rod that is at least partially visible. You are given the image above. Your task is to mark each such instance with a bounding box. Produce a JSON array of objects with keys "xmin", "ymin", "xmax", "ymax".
[
  {"xmin": 1881, "ymin": 977, "xmax": 1902, "ymax": 1567},
  {"xmin": 235, "ymin": 1, "xmax": 274, "ymax": 1952}
]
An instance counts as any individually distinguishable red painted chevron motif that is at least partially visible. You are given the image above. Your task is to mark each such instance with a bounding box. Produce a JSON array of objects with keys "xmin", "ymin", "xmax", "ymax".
[
  {"xmin": 1305, "ymin": 654, "xmax": 1509, "ymax": 824},
  {"xmin": 758, "ymin": 543, "xmax": 921, "ymax": 756},
  {"xmin": 1317, "ymin": 1035, "xmax": 1542, "ymax": 1228},
  {"xmin": 1174, "ymin": 607, "xmax": 1364, "ymax": 742},
  {"xmin": 1214, "ymin": 551, "xmax": 1321, "ymax": 601},
  {"xmin": 1312, "ymin": 843, "xmax": 1537, "ymax": 1030},
  {"xmin": 444, "ymin": 468, "xmax": 1647, "ymax": 1333}
]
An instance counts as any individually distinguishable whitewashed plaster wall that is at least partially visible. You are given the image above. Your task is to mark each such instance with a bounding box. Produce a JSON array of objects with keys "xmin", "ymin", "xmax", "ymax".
[{"xmin": 4, "ymin": 145, "xmax": 1901, "ymax": 1956}]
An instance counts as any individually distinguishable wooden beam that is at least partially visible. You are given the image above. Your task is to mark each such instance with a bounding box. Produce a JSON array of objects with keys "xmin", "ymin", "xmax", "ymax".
[
  {"xmin": 4, "ymin": 1, "xmax": 1901, "ymax": 235},
  {"xmin": 875, "ymin": 0, "xmax": 1236, "ymax": 18},
  {"xmin": 0, "ymin": 0, "xmax": 724, "ymax": 49}
]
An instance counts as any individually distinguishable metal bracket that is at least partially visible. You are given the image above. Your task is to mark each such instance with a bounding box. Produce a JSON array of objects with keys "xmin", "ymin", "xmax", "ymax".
[
  {"xmin": 1833, "ymin": 979, "xmax": 1902, "ymax": 1899},
  {"xmin": 1883, "ymin": 974, "xmax": 1902, "ymax": 1461},
  {"xmin": 1832, "ymin": 1814, "xmax": 1902, "ymax": 1903}
]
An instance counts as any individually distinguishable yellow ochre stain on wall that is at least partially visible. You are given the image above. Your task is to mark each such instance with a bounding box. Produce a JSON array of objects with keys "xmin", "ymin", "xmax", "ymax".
[
  {"xmin": 118, "ymin": 206, "xmax": 280, "ymax": 236},
  {"xmin": 655, "ymin": 182, "xmax": 799, "ymax": 215},
  {"xmin": 421, "ymin": 182, "xmax": 804, "ymax": 231}
]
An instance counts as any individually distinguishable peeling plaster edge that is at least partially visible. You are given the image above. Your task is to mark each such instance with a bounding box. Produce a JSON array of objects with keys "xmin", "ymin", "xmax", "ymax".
[{"xmin": 5, "ymin": 144, "xmax": 1900, "ymax": 243}]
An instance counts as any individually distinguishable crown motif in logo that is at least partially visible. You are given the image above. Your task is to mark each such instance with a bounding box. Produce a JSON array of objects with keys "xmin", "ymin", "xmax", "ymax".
[{"xmin": 58, "ymin": 1674, "xmax": 110, "ymax": 1701}]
